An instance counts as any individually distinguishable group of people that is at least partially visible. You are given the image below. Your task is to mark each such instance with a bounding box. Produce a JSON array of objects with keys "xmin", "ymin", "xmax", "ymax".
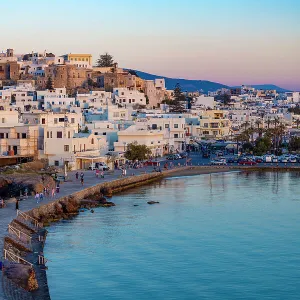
[
  {"xmin": 94, "ymin": 169, "xmax": 105, "ymax": 179},
  {"xmin": 75, "ymin": 172, "xmax": 85, "ymax": 185}
]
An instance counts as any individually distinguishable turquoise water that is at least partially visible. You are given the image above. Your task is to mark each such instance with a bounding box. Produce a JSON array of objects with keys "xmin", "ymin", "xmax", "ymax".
[{"xmin": 44, "ymin": 172, "xmax": 300, "ymax": 300}]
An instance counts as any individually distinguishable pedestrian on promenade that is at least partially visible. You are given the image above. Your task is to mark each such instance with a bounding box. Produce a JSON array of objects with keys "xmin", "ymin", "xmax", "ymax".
[
  {"xmin": 0, "ymin": 198, "xmax": 5, "ymax": 208},
  {"xmin": 124, "ymin": 168, "xmax": 127, "ymax": 176},
  {"xmin": 35, "ymin": 192, "xmax": 40, "ymax": 204},
  {"xmin": 80, "ymin": 177, "xmax": 84, "ymax": 186},
  {"xmin": 100, "ymin": 171, "xmax": 104, "ymax": 178},
  {"xmin": 51, "ymin": 187, "xmax": 55, "ymax": 198},
  {"xmin": 39, "ymin": 192, "xmax": 44, "ymax": 202},
  {"xmin": 24, "ymin": 187, "xmax": 28, "ymax": 198},
  {"xmin": 15, "ymin": 199, "xmax": 19, "ymax": 211},
  {"xmin": 80, "ymin": 172, "xmax": 84, "ymax": 179},
  {"xmin": 76, "ymin": 172, "xmax": 79, "ymax": 180},
  {"xmin": 56, "ymin": 183, "xmax": 60, "ymax": 193},
  {"xmin": 95, "ymin": 169, "xmax": 99, "ymax": 178}
]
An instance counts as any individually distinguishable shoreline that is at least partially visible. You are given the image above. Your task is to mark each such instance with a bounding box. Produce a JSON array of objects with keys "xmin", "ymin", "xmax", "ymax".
[{"xmin": 2, "ymin": 165, "xmax": 300, "ymax": 299}]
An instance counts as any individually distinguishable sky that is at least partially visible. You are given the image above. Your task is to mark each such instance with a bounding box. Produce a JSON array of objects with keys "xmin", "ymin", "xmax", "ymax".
[{"xmin": 1, "ymin": 0, "xmax": 300, "ymax": 90}]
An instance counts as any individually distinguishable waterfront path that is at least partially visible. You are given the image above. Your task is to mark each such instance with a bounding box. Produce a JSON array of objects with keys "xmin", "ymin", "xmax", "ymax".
[{"xmin": 0, "ymin": 166, "xmax": 164, "ymax": 299}]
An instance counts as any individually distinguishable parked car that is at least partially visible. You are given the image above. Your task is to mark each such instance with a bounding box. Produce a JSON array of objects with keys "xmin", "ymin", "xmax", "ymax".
[
  {"xmin": 288, "ymin": 156, "xmax": 297, "ymax": 163},
  {"xmin": 88, "ymin": 162, "xmax": 110, "ymax": 171},
  {"xmin": 179, "ymin": 152, "xmax": 188, "ymax": 158},
  {"xmin": 210, "ymin": 159, "xmax": 227, "ymax": 166},
  {"xmin": 216, "ymin": 151, "xmax": 224, "ymax": 157},
  {"xmin": 227, "ymin": 156, "xmax": 239, "ymax": 163},
  {"xmin": 254, "ymin": 156, "xmax": 263, "ymax": 163},
  {"xmin": 202, "ymin": 152, "xmax": 210, "ymax": 158},
  {"xmin": 166, "ymin": 154, "xmax": 180, "ymax": 160},
  {"xmin": 263, "ymin": 155, "xmax": 273, "ymax": 163},
  {"xmin": 272, "ymin": 156, "xmax": 278, "ymax": 163},
  {"xmin": 238, "ymin": 159, "xmax": 257, "ymax": 166},
  {"xmin": 279, "ymin": 155, "xmax": 289, "ymax": 163}
]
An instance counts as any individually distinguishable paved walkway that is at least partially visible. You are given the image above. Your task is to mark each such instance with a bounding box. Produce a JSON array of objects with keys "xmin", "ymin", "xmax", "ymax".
[{"xmin": 0, "ymin": 165, "xmax": 164, "ymax": 300}]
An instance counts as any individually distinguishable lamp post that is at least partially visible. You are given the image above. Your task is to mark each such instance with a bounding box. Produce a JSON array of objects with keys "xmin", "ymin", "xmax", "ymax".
[{"xmin": 123, "ymin": 142, "xmax": 127, "ymax": 152}]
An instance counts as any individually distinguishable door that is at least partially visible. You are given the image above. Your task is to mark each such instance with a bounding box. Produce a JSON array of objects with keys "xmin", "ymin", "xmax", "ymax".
[{"xmin": 13, "ymin": 146, "xmax": 17, "ymax": 155}]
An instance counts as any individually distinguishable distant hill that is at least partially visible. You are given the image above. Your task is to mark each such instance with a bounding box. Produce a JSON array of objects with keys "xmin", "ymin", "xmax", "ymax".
[
  {"xmin": 126, "ymin": 69, "xmax": 291, "ymax": 93},
  {"xmin": 127, "ymin": 70, "xmax": 230, "ymax": 93}
]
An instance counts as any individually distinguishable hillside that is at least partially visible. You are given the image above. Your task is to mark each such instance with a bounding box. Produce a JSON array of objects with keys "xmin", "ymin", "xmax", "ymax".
[
  {"xmin": 127, "ymin": 69, "xmax": 290, "ymax": 93},
  {"xmin": 127, "ymin": 70, "xmax": 229, "ymax": 93}
]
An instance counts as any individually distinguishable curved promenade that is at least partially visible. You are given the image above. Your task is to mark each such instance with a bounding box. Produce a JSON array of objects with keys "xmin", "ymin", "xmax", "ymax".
[{"xmin": 1, "ymin": 165, "xmax": 300, "ymax": 299}]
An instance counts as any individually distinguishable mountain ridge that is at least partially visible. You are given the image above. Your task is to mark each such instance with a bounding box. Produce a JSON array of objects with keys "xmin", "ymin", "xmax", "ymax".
[{"xmin": 126, "ymin": 69, "xmax": 290, "ymax": 93}]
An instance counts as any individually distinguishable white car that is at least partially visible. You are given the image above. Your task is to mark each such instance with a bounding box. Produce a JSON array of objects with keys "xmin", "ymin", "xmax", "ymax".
[
  {"xmin": 279, "ymin": 156, "xmax": 288, "ymax": 163},
  {"xmin": 210, "ymin": 159, "xmax": 227, "ymax": 166},
  {"xmin": 89, "ymin": 162, "xmax": 110, "ymax": 171},
  {"xmin": 289, "ymin": 156, "xmax": 297, "ymax": 163}
]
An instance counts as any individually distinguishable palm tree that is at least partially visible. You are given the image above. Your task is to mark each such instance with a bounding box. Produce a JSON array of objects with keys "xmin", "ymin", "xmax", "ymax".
[
  {"xmin": 273, "ymin": 116, "xmax": 280, "ymax": 129},
  {"xmin": 266, "ymin": 117, "xmax": 272, "ymax": 129},
  {"xmin": 255, "ymin": 119, "xmax": 262, "ymax": 130},
  {"xmin": 241, "ymin": 121, "xmax": 250, "ymax": 131}
]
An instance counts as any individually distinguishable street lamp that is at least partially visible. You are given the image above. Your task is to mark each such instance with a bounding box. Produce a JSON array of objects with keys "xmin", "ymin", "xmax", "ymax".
[{"xmin": 123, "ymin": 142, "xmax": 127, "ymax": 152}]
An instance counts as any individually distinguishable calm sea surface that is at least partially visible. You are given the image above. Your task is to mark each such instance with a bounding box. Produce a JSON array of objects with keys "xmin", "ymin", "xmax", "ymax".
[{"xmin": 44, "ymin": 172, "xmax": 300, "ymax": 300}]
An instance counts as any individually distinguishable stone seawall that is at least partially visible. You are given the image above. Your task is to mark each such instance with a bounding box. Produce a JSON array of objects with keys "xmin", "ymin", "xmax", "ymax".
[{"xmin": 1, "ymin": 170, "xmax": 170, "ymax": 299}]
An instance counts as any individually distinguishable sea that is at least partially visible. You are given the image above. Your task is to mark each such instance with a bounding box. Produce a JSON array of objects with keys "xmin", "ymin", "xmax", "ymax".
[{"xmin": 44, "ymin": 171, "xmax": 300, "ymax": 300}]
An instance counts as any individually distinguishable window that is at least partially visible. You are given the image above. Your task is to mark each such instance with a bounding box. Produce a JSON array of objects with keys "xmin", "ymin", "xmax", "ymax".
[
  {"xmin": 50, "ymin": 131, "xmax": 52, "ymax": 138},
  {"xmin": 91, "ymin": 138, "xmax": 94, "ymax": 144},
  {"xmin": 1, "ymin": 118, "xmax": 5, "ymax": 123},
  {"xmin": 17, "ymin": 133, "xmax": 20, "ymax": 139},
  {"xmin": 59, "ymin": 118, "xmax": 65, "ymax": 122},
  {"xmin": 41, "ymin": 118, "xmax": 45, "ymax": 124},
  {"xmin": 64, "ymin": 145, "xmax": 69, "ymax": 152},
  {"xmin": 54, "ymin": 160, "xmax": 59, "ymax": 166},
  {"xmin": 68, "ymin": 131, "xmax": 71, "ymax": 138},
  {"xmin": 57, "ymin": 131, "xmax": 62, "ymax": 138},
  {"xmin": 71, "ymin": 118, "xmax": 75, "ymax": 123},
  {"xmin": 174, "ymin": 124, "xmax": 178, "ymax": 128},
  {"xmin": 47, "ymin": 131, "xmax": 49, "ymax": 138},
  {"xmin": 174, "ymin": 134, "xmax": 179, "ymax": 138},
  {"xmin": 22, "ymin": 133, "xmax": 27, "ymax": 139},
  {"xmin": 165, "ymin": 124, "xmax": 169, "ymax": 128},
  {"xmin": 107, "ymin": 125, "xmax": 110, "ymax": 128},
  {"xmin": 54, "ymin": 118, "xmax": 58, "ymax": 124},
  {"xmin": 6, "ymin": 133, "xmax": 8, "ymax": 138},
  {"xmin": 0, "ymin": 133, "xmax": 4, "ymax": 139}
]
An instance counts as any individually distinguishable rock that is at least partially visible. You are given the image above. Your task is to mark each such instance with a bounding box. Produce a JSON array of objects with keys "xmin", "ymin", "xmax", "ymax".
[
  {"xmin": 133, "ymin": 204, "xmax": 139, "ymax": 206},
  {"xmin": 147, "ymin": 201, "xmax": 159, "ymax": 205},
  {"xmin": 91, "ymin": 209, "xmax": 94, "ymax": 213},
  {"xmin": 80, "ymin": 209, "xmax": 85, "ymax": 212}
]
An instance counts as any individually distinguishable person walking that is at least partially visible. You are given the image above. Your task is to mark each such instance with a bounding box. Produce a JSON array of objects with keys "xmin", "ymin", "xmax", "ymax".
[
  {"xmin": 75, "ymin": 172, "xmax": 79, "ymax": 180},
  {"xmin": 35, "ymin": 192, "xmax": 40, "ymax": 204},
  {"xmin": 39, "ymin": 192, "xmax": 44, "ymax": 202},
  {"xmin": 15, "ymin": 199, "xmax": 19, "ymax": 211},
  {"xmin": 24, "ymin": 187, "xmax": 28, "ymax": 198},
  {"xmin": 51, "ymin": 187, "xmax": 55, "ymax": 198},
  {"xmin": 95, "ymin": 169, "xmax": 99, "ymax": 178},
  {"xmin": 56, "ymin": 183, "xmax": 60, "ymax": 194}
]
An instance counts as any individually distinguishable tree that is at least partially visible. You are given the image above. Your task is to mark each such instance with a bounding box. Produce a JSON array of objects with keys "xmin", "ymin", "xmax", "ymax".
[
  {"xmin": 254, "ymin": 137, "xmax": 272, "ymax": 156},
  {"xmin": 170, "ymin": 83, "xmax": 186, "ymax": 113},
  {"xmin": 46, "ymin": 76, "xmax": 54, "ymax": 90},
  {"xmin": 289, "ymin": 136, "xmax": 300, "ymax": 151},
  {"xmin": 96, "ymin": 52, "xmax": 114, "ymax": 67},
  {"xmin": 145, "ymin": 95, "xmax": 149, "ymax": 105},
  {"xmin": 127, "ymin": 70, "xmax": 139, "ymax": 77},
  {"xmin": 124, "ymin": 142, "xmax": 152, "ymax": 161}
]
